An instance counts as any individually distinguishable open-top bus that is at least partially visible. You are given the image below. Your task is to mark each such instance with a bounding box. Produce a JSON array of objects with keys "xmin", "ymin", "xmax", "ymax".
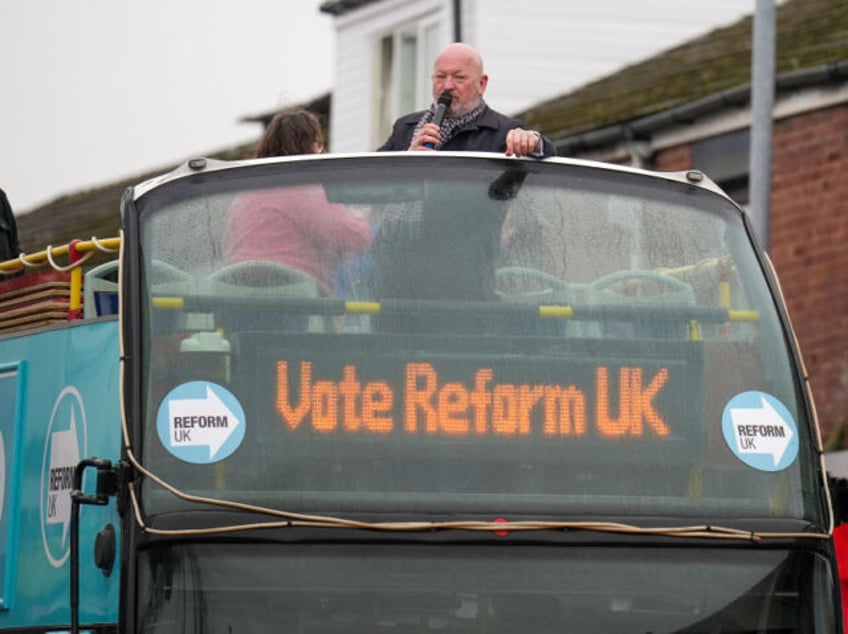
[{"xmin": 1, "ymin": 151, "xmax": 844, "ymax": 633}]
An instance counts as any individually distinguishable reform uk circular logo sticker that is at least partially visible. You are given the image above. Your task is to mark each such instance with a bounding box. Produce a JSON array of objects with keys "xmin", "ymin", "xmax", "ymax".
[
  {"xmin": 157, "ymin": 381, "xmax": 245, "ymax": 464},
  {"xmin": 40, "ymin": 386, "xmax": 87, "ymax": 568},
  {"xmin": 721, "ymin": 391, "xmax": 799, "ymax": 472}
]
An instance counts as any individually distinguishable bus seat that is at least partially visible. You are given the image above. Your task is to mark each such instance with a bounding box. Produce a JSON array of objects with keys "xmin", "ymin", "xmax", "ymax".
[
  {"xmin": 149, "ymin": 259, "xmax": 196, "ymax": 288},
  {"xmin": 83, "ymin": 260, "xmax": 119, "ymax": 318},
  {"xmin": 148, "ymin": 260, "xmax": 206, "ymax": 330},
  {"xmin": 87, "ymin": 260, "xmax": 198, "ymax": 320},
  {"xmin": 494, "ymin": 266, "xmax": 579, "ymax": 336},
  {"xmin": 588, "ymin": 269, "xmax": 695, "ymax": 339},
  {"xmin": 205, "ymin": 260, "xmax": 324, "ymax": 333}
]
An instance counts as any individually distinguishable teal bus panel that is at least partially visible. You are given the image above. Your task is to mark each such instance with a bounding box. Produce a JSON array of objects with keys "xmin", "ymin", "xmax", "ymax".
[
  {"xmin": 0, "ymin": 363, "xmax": 24, "ymax": 610},
  {"xmin": 0, "ymin": 320, "xmax": 121, "ymax": 630}
]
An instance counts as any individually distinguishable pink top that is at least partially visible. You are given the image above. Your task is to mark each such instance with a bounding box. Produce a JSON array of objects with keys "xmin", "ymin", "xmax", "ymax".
[{"xmin": 223, "ymin": 186, "xmax": 371, "ymax": 294}]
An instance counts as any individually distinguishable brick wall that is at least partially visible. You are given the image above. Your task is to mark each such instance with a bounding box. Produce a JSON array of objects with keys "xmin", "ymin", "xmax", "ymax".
[
  {"xmin": 653, "ymin": 145, "xmax": 691, "ymax": 172},
  {"xmin": 770, "ymin": 105, "xmax": 848, "ymax": 441},
  {"xmin": 655, "ymin": 104, "xmax": 848, "ymax": 442}
]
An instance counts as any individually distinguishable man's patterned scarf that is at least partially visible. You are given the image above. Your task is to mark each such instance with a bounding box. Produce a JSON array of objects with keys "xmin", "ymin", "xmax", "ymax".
[{"xmin": 411, "ymin": 99, "xmax": 487, "ymax": 149}]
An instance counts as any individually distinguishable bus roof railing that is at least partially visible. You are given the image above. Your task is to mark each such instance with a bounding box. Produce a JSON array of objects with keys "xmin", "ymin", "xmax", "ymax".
[{"xmin": 0, "ymin": 237, "xmax": 120, "ymax": 333}]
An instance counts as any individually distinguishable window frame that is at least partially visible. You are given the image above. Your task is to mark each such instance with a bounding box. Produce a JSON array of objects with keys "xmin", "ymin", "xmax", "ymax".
[{"xmin": 372, "ymin": 16, "xmax": 442, "ymax": 148}]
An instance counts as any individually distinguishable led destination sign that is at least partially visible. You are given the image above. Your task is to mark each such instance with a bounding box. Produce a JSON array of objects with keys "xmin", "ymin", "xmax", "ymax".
[{"xmin": 273, "ymin": 355, "xmax": 697, "ymax": 442}]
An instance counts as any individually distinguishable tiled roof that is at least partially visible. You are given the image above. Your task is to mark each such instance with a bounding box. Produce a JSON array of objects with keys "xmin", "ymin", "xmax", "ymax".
[
  {"xmin": 318, "ymin": 0, "xmax": 382, "ymax": 16},
  {"xmin": 240, "ymin": 93, "xmax": 331, "ymax": 128},
  {"xmin": 517, "ymin": 0, "xmax": 848, "ymax": 142},
  {"xmin": 15, "ymin": 140, "xmax": 258, "ymax": 257},
  {"xmin": 17, "ymin": 95, "xmax": 331, "ymax": 253}
]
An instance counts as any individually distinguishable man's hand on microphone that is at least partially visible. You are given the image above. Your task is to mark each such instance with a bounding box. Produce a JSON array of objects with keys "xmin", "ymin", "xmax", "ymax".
[{"xmin": 409, "ymin": 123, "xmax": 442, "ymax": 151}]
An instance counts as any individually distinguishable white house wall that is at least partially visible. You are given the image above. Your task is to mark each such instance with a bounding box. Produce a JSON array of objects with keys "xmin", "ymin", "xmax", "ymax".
[
  {"xmin": 329, "ymin": 0, "xmax": 453, "ymax": 153},
  {"xmin": 326, "ymin": 0, "xmax": 762, "ymax": 153}
]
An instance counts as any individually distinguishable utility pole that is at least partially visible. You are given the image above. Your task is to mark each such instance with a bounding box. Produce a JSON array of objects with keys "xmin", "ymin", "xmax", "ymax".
[
  {"xmin": 749, "ymin": 0, "xmax": 776, "ymax": 247},
  {"xmin": 453, "ymin": 0, "xmax": 462, "ymax": 41}
]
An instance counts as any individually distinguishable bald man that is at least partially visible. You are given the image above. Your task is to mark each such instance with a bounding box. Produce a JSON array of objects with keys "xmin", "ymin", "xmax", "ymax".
[{"xmin": 377, "ymin": 43, "xmax": 554, "ymax": 157}]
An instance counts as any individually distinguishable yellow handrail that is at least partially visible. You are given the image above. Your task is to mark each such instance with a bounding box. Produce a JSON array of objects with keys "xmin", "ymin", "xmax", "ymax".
[
  {"xmin": 0, "ymin": 237, "xmax": 121, "ymax": 323},
  {"xmin": 0, "ymin": 236, "xmax": 121, "ymax": 275}
]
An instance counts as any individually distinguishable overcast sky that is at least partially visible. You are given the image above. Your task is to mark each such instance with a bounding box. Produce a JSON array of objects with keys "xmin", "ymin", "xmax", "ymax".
[
  {"xmin": 1, "ymin": 1, "xmax": 765, "ymax": 216},
  {"xmin": 1, "ymin": 1, "xmax": 334, "ymax": 213}
]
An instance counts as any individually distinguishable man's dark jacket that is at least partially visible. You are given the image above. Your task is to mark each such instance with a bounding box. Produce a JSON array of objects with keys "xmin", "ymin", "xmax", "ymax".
[{"xmin": 377, "ymin": 105, "xmax": 555, "ymax": 156}]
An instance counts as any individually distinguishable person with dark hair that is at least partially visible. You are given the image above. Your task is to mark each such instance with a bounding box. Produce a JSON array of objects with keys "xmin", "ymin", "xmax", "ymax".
[
  {"xmin": 223, "ymin": 109, "xmax": 370, "ymax": 295},
  {"xmin": 378, "ymin": 43, "xmax": 554, "ymax": 157},
  {"xmin": 254, "ymin": 108, "xmax": 325, "ymax": 158},
  {"xmin": 0, "ymin": 189, "xmax": 22, "ymax": 275}
]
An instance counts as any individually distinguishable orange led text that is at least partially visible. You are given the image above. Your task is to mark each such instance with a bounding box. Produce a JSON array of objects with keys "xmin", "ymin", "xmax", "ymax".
[{"xmin": 275, "ymin": 361, "xmax": 670, "ymax": 438}]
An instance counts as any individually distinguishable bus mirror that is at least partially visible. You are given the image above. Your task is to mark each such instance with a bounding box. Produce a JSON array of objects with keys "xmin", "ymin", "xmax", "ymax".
[
  {"xmin": 488, "ymin": 166, "xmax": 528, "ymax": 201},
  {"xmin": 94, "ymin": 523, "xmax": 117, "ymax": 577}
]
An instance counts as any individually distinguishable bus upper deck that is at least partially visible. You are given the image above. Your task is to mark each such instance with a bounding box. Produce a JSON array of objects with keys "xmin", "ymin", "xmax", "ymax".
[
  {"xmin": 1, "ymin": 151, "xmax": 844, "ymax": 633},
  {"xmin": 129, "ymin": 153, "xmax": 818, "ymax": 519}
]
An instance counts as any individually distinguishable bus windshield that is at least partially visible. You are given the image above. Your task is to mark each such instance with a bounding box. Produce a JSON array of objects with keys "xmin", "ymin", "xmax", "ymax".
[{"xmin": 131, "ymin": 154, "xmax": 824, "ymax": 528}]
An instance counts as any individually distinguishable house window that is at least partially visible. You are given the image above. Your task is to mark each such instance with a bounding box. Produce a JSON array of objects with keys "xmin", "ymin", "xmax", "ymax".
[
  {"xmin": 374, "ymin": 20, "xmax": 441, "ymax": 147},
  {"xmin": 692, "ymin": 129, "xmax": 767, "ymax": 246}
]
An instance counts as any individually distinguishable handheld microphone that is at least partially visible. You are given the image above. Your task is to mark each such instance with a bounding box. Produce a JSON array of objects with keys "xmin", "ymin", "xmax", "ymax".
[{"xmin": 424, "ymin": 91, "xmax": 453, "ymax": 149}]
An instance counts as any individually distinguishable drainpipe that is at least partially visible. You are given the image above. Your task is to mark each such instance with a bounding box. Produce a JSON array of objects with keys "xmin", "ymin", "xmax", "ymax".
[
  {"xmin": 624, "ymin": 127, "xmax": 654, "ymax": 169},
  {"xmin": 749, "ymin": 0, "xmax": 775, "ymax": 247}
]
